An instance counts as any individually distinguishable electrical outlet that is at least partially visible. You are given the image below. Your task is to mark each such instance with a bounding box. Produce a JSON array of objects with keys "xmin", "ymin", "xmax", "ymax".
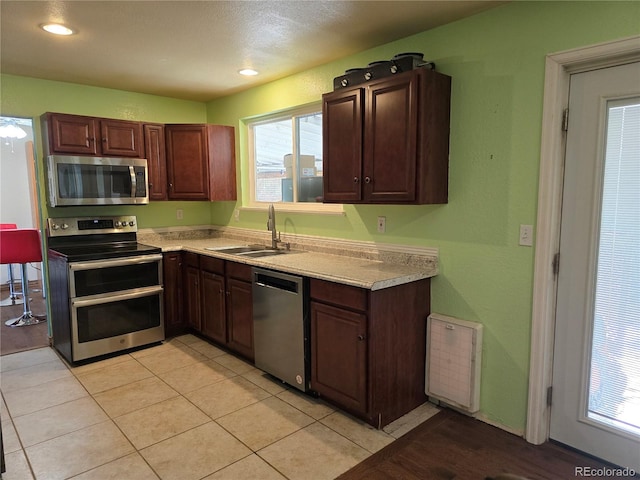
[
  {"xmin": 519, "ymin": 224, "xmax": 533, "ymax": 246},
  {"xmin": 234, "ymin": 209, "xmax": 240, "ymax": 221},
  {"xmin": 176, "ymin": 209, "xmax": 184, "ymax": 220},
  {"xmin": 377, "ymin": 216, "xmax": 386, "ymax": 233}
]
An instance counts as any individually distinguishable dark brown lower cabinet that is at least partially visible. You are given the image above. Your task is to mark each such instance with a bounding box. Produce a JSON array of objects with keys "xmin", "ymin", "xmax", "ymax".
[
  {"xmin": 311, "ymin": 301, "xmax": 367, "ymax": 413},
  {"xmin": 310, "ymin": 277, "xmax": 431, "ymax": 428},
  {"xmin": 177, "ymin": 253, "xmax": 254, "ymax": 360},
  {"xmin": 200, "ymin": 256, "xmax": 226, "ymax": 344},
  {"xmin": 225, "ymin": 262, "xmax": 254, "ymax": 361},
  {"xmin": 184, "ymin": 254, "xmax": 202, "ymax": 332},
  {"xmin": 162, "ymin": 252, "xmax": 185, "ymax": 338}
]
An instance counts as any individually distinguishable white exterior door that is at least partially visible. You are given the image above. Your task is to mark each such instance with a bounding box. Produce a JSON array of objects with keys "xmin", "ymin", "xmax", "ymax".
[{"xmin": 550, "ymin": 61, "xmax": 640, "ymax": 471}]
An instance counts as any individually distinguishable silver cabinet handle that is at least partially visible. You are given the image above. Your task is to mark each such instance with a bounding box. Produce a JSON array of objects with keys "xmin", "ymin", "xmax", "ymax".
[
  {"xmin": 353, "ymin": 177, "xmax": 359, "ymax": 183},
  {"xmin": 364, "ymin": 177, "xmax": 371, "ymax": 184}
]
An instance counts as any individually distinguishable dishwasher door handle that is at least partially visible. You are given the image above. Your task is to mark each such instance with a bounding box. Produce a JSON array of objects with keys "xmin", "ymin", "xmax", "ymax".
[{"xmin": 253, "ymin": 271, "xmax": 300, "ymax": 294}]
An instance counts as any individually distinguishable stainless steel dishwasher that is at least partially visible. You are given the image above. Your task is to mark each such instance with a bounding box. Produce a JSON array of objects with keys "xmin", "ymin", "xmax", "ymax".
[{"xmin": 252, "ymin": 267, "xmax": 309, "ymax": 392}]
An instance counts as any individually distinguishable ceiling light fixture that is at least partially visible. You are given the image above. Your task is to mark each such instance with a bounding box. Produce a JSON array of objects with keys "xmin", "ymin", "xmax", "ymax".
[
  {"xmin": 0, "ymin": 121, "xmax": 27, "ymax": 140},
  {"xmin": 41, "ymin": 23, "xmax": 75, "ymax": 36},
  {"xmin": 0, "ymin": 119, "xmax": 28, "ymax": 153},
  {"xmin": 239, "ymin": 68, "xmax": 258, "ymax": 76}
]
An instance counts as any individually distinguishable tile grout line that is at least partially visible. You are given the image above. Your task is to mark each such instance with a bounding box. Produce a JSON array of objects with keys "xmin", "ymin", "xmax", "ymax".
[{"xmin": 1, "ymin": 338, "xmax": 421, "ymax": 480}]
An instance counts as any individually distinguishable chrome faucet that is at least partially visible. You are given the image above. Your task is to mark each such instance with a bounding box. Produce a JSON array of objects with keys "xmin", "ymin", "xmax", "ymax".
[{"xmin": 267, "ymin": 204, "xmax": 280, "ymax": 249}]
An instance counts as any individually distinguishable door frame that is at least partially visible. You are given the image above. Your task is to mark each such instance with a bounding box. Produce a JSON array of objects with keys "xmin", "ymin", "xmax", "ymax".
[{"xmin": 526, "ymin": 34, "xmax": 640, "ymax": 445}]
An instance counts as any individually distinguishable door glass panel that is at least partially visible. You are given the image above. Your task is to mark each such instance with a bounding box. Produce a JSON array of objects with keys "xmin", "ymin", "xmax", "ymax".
[{"xmin": 588, "ymin": 97, "xmax": 640, "ymax": 437}]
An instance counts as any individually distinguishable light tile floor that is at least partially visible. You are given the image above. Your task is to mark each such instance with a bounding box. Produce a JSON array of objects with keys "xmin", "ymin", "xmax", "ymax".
[{"xmin": 0, "ymin": 334, "xmax": 439, "ymax": 480}]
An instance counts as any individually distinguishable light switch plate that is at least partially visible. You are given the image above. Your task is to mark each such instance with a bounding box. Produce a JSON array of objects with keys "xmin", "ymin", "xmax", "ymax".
[
  {"xmin": 519, "ymin": 224, "xmax": 533, "ymax": 246},
  {"xmin": 377, "ymin": 216, "xmax": 386, "ymax": 233}
]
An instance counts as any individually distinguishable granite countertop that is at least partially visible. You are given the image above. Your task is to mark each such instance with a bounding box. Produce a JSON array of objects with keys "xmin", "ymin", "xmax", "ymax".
[{"xmin": 139, "ymin": 230, "xmax": 438, "ymax": 291}]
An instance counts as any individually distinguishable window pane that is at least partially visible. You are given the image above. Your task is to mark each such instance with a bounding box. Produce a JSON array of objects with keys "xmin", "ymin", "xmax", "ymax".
[
  {"xmin": 254, "ymin": 119, "xmax": 292, "ymax": 202},
  {"xmin": 297, "ymin": 113, "xmax": 323, "ymax": 203},
  {"xmin": 252, "ymin": 110, "xmax": 323, "ymax": 204}
]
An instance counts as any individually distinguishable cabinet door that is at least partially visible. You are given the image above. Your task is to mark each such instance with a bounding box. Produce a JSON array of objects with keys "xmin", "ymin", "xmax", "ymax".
[
  {"xmin": 364, "ymin": 72, "xmax": 418, "ymax": 202},
  {"xmin": 201, "ymin": 271, "xmax": 226, "ymax": 344},
  {"xmin": 310, "ymin": 301, "xmax": 367, "ymax": 414},
  {"xmin": 100, "ymin": 119, "xmax": 143, "ymax": 157},
  {"xmin": 207, "ymin": 125, "xmax": 237, "ymax": 202},
  {"xmin": 226, "ymin": 277, "xmax": 254, "ymax": 361},
  {"xmin": 166, "ymin": 125, "xmax": 209, "ymax": 200},
  {"xmin": 48, "ymin": 113, "xmax": 99, "ymax": 155},
  {"xmin": 163, "ymin": 252, "xmax": 184, "ymax": 338},
  {"xmin": 144, "ymin": 124, "xmax": 167, "ymax": 200},
  {"xmin": 322, "ymin": 88, "xmax": 364, "ymax": 203},
  {"xmin": 184, "ymin": 265, "xmax": 201, "ymax": 331}
]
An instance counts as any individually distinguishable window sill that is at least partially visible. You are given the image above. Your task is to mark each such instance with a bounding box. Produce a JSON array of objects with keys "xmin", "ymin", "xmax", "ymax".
[{"xmin": 240, "ymin": 203, "xmax": 345, "ymax": 216}]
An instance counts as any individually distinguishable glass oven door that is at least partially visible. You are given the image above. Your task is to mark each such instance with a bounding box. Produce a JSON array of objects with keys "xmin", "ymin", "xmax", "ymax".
[
  {"xmin": 70, "ymin": 286, "xmax": 164, "ymax": 361},
  {"xmin": 69, "ymin": 254, "xmax": 163, "ymax": 297}
]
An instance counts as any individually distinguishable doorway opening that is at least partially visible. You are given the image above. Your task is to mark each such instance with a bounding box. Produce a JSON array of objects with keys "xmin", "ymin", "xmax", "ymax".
[
  {"xmin": 0, "ymin": 116, "xmax": 48, "ymax": 355},
  {"xmin": 527, "ymin": 35, "xmax": 640, "ymax": 470}
]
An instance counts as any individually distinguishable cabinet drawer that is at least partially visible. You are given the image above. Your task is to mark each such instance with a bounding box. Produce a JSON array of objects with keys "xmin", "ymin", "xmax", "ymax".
[
  {"xmin": 184, "ymin": 252, "xmax": 200, "ymax": 268},
  {"xmin": 226, "ymin": 261, "xmax": 252, "ymax": 282},
  {"xmin": 310, "ymin": 278, "xmax": 367, "ymax": 312},
  {"xmin": 200, "ymin": 255, "xmax": 224, "ymax": 274}
]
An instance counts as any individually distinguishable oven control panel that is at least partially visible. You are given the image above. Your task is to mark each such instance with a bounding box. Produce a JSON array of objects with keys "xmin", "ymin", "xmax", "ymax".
[{"xmin": 47, "ymin": 216, "xmax": 138, "ymax": 237}]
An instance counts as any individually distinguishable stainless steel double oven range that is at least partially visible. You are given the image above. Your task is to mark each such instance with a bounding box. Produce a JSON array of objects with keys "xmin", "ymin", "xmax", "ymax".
[{"xmin": 47, "ymin": 216, "xmax": 164, "ymax": 364}]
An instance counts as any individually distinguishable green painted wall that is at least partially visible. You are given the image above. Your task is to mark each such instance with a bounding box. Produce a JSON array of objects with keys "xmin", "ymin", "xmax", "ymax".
[
  {"xmin": 1, "ymin": 1, "xmax": 637, "ymax": 434},
  {"xmin": 206, "ymin": 1, "xmax": 640, "ymax": 432},
  {"xmin": 0, "ymin": 74, "xmax": 212, "ymax": 227}
]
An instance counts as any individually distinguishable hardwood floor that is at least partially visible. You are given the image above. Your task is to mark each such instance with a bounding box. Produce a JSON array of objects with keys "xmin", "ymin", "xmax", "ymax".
[
  {"xmin": 338, "ymin": 408, "xmax": 629, "ymax": 480},
  {"xmin": 0, "ymin": 284, "xmax": 48, "ymax": 355}
]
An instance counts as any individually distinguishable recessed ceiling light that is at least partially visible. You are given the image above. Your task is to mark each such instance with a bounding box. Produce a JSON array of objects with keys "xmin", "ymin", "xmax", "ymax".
[
  {"xmin": 41, "ymin": 23, "xmax": 75, "ymax": 36},
  {"xmin": 239, "ymin": 69, "xmax": 258, "ymax": 76}
]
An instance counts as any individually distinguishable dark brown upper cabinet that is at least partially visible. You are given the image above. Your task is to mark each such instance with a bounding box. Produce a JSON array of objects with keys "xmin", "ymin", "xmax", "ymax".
[
  {"xmin": 143, "ymin": 123, "xmax": 167, "ymax": 200},
  {"xmin": 165, "ymin": 124, "xmax": 237, "ymax": 201},
  {"xmin": 42, "ymin": 112, "xmax": 143, "ymax": 158},
  {"xmin": 322, "ymin": 68, "xmax": 451, "ymax": 204}
]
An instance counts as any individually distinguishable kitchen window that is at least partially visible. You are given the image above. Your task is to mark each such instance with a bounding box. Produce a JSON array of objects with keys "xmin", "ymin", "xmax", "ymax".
[{"xmin": 248, "ymin": 105, "xmax": 342, "ymax": 213}]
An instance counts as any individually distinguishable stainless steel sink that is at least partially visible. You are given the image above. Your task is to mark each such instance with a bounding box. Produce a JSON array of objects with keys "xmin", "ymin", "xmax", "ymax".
[
  {"xmin": 237, "ymin": 249, "xmax": 289, "ymax": 258},
  {"xmin": 204, "ymin": 245, "xmax": 296, "ymax": 258},
  {"xmin": 205, "ymin": 245, "xmax": 266, "ymax": 254}
]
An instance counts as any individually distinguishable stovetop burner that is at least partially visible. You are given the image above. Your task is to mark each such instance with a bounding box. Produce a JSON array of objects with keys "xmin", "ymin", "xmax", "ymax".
[
  {"xmin": 48, "ymin": 241, "xmax": 161, "ymax": 262},
  {"xmin": 46, "ymin": 215, "xmax": 161, "ymax": 262}
]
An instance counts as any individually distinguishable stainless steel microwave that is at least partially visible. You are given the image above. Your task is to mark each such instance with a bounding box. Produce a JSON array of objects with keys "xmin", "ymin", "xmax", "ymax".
[{"xmin": 46, "ymin": 155, "xmax": 149, "ymax": 206}]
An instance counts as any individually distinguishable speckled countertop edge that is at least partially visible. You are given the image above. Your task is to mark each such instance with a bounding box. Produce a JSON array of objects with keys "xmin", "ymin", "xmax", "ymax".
[{"xmin": 138, "ymin": 227, "xmax": 438, "ymax": 290}]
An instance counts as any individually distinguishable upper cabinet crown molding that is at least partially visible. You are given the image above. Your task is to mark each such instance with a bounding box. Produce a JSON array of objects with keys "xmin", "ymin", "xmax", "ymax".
[{"xmin": 322, "ymin": 68, "xmax": 451, "ymax": 204}]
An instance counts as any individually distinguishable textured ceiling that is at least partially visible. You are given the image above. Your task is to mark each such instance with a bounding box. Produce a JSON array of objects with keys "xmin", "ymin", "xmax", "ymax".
[{"xmin": 1, "ymin": 1, "xmax": 505, "ymax": 102}]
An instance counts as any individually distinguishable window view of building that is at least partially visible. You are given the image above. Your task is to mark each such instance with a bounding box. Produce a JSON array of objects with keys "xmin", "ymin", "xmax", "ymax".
[{"xmin": 251, "ymin": 111, "xmax": 323, "ymax": 204}]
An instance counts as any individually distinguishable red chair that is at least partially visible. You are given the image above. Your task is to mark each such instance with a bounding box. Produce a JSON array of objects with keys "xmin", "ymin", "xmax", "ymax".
[
  {"xmin": 0, "ymin": 223, "xmax": 23, "ymax": 307},
  {"xmin": 0, "ymin": 229, "xmax": 46, "ymax": 327}
]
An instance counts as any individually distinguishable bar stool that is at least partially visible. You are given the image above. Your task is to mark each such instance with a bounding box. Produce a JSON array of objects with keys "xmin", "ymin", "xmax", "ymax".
[
  {"xmin": 0, "ymin": 228, "xmax": 46, "ymax": 327},
  {"xmin": 0, "ymin": 223, "xmax": 23, "ymax": 306}
]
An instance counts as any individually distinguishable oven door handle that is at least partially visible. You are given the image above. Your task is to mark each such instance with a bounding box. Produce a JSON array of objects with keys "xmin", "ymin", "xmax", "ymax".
[
  {"xmin": 71, "ymin": 285, "xmax": 164, "ymax": 308},
  {"xmin": 69, "ymin": 254, "xmax": 163, "ymax": 271}
]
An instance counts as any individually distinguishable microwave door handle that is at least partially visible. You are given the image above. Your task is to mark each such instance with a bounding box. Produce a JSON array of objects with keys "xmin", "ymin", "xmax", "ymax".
[{"xmin": 129, "ymin": 166, "xmax": 137, "ymax": 197}]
